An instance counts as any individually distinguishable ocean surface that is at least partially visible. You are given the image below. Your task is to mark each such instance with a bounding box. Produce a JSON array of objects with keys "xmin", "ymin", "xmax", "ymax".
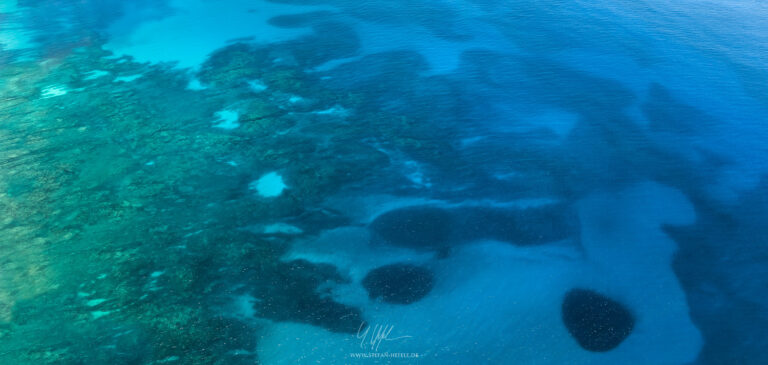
[{"xmin": 1, "ymin": 0, "xmax": 767, "ymax": 364}]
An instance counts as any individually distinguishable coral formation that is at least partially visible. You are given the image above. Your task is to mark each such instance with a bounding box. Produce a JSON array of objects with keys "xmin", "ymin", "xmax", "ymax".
[
  {"xmin": 561, "ymin": 289, "xmax": 634, "ymax": 352},
  {"xmin": 362, "ymin": 263, "xmax": 434, "ymax": 304},
  {"xmin": 369, "ymin": 206, "xmax": 454, "ymax": 250}
]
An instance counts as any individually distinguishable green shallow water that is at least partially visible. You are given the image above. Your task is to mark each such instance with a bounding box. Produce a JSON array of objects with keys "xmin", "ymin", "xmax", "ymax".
[{"xmin": 0, "ymin": 43, "xmax": 426, "ymax": 363}]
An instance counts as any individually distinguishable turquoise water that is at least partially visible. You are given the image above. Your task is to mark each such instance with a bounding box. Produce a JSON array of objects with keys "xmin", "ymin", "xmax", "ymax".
[{"xmin": 1, "ymin": 0, "xmax": 767, "ymax": 364}]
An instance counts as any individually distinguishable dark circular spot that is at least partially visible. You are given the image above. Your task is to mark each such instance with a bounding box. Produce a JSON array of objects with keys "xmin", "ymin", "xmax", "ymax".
[
  {"xmin": 369, "ymin": 206, "xmax": 453, "ymax": 250},
  {"xmin": 362, "ymin": 264, "xmax": 434, "ymax": 304},
  {"xmin": 562, "ymin": 289, "xmax": 635, "ymax": 352},
  {"xmin": 561, "ymin": 288, "xmax": 635, "ymax": 352}
]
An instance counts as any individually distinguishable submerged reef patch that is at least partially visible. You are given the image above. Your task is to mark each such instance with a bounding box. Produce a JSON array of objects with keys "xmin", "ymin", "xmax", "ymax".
[
  {"xmin": 362, "ymin": 263, "xmax": 434, "ymax": 304},
  {"xmin": 250, "ymin": 259, "xmax": 363, "ymax": 333},
  {"xmin": 667, "ymin": 180, "xmax": 768, "ymax": 364},
  {"xmin": 561, "ymin": 289, "xmax": 635, "ymax": 352},
  {"xmin": 369, "ymin": 206, "xmax": 454, "ymax": 251},
  {"xmin": 455, "ymin": 204, "xmax": 577, "ymax": 245},
  {"xmin": 369, "ymin": 203, "xmax": 578, "ymax": 253}
]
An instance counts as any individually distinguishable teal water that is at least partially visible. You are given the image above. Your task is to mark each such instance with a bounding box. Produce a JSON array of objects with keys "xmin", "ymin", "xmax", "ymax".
[{"xmin": 1, "ymin": 1, "xmax": 767, "ymax": 364}]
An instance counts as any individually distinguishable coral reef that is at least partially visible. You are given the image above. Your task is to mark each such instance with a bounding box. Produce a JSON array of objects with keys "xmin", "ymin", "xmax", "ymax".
[
  {"xmin": 0, "ymin": 30, "xmax": 435, "ymax": 362},
  {"xmin": 369, "ymin": 206, "xmax": 454, "ymax": 250},
  {"xmin": 362, "ymin": 263, "xmax": 434, "ymax": 304},
  {"xmin": 561, "ymin": 289, "xmax": 634, "ymax": 352}
]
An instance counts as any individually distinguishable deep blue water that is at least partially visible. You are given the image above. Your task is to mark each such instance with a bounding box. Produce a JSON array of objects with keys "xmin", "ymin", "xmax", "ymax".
[{"xmin": 1, "ymin": 0, "xmax": 767, "ymax": 364}]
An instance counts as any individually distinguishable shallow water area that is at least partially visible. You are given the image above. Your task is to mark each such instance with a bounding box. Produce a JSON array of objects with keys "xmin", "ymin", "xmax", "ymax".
[
  {"xmin": 104, "ymin": 0, "xmax": 337, "ymax": 69},
  {"xmin": 1, "ymin": 1, "xmax": 767, "ymax": 364}
]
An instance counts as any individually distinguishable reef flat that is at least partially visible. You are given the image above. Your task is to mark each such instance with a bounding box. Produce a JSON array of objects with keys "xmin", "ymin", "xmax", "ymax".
[{"xmin": 0, "ymin": 34, "xmax": 474, "ymax": 363}]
